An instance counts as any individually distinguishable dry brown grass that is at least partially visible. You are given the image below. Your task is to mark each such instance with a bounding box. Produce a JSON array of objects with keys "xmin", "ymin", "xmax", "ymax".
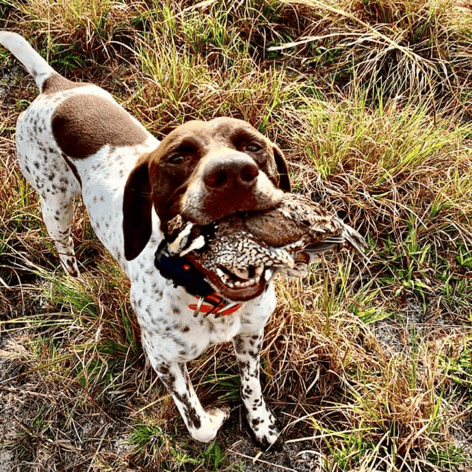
[{"xmin": 1, "ymin": 1, "xmax": 472, "ymax": 471}]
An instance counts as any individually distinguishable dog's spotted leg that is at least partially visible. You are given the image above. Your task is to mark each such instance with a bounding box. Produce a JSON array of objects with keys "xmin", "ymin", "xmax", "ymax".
[
  {"xmin": 152, "ymin": 360, "xmax": 230, "ymax": 443},
  {"xmin": 39, "ymin": 194, "xmax": 80, "ymax": 277},
  {"xmin": 233, "ymin": 332, "xmax": 283, "ymax": 449}
]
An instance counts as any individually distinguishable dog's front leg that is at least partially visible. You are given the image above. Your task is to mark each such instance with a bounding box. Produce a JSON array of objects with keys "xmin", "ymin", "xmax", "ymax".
[
  {"xmin": 233, "ymin": 333, "xmax": 283, "ymax": 448},
  {"xmin": 152, "ymin": 360, "xmax": 230, "ymax": 443}
]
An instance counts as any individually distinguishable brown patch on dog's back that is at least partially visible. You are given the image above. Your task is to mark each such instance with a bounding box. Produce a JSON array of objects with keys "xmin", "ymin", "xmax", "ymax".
[
  {"xmin": 42, "ymin": 74, "xmax": 88, "ymax": 94},
  {"xmin": 52, "ymin": 95, "xmax": 148, "ymax": 160}
]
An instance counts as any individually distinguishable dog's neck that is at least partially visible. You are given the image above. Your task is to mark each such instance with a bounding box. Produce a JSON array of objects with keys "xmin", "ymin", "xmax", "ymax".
[{"xmin": 154, "ymin": 240, "xmax": 242, "ymax": 318}]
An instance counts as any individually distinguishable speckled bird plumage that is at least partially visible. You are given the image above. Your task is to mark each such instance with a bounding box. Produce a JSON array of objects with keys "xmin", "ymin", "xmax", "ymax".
[{"xmin": 167, "ymin": 192, "xmax": 367, "ymax": 279}]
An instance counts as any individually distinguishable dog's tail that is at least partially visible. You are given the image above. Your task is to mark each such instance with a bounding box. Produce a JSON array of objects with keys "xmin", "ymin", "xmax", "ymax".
[{"xmin": 0, "ymin": 31, "xmax": 56, "ymax": 91}]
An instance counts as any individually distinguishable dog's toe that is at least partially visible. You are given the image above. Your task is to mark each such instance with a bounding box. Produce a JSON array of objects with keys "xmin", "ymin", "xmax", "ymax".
[
  {"xmin": 247, "ymin": 410, "xmax": 283, "ymax": 450},
  {"xmin": 189, "ymin": 406, "xmax": 230, "ymax": 443}
]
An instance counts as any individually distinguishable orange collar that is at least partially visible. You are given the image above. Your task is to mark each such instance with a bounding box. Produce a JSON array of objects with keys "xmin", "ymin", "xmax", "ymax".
[
  {"xmin": 189, "ymin": 294, "xmax": 242, "ymax": 318},
  {"xmin": 154, "ymin": 240, "xmax": 242, "ymax": 318}
]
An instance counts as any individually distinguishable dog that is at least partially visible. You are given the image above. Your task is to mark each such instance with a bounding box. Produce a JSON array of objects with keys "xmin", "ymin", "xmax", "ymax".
[{"xmin": 0, "ymin": 32, "xmax": 291, "ymax": 447}]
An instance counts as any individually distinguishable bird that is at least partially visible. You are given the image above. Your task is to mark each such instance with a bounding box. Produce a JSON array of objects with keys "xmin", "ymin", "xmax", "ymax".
[{"xmin": 165, "ymin": 193, "xmax": 367, "ymax": 280}]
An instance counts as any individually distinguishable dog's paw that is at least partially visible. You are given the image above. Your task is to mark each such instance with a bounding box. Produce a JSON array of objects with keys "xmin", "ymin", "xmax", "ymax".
[
  {"xmin": 59, "ymin": 254, "xmax": 80, "ymax": 277},
  {"xmin": 247, "ymin": 410, "xmax": 283, "ymax": 450},
  {"xmin": 189, "ymin": 406, "xmax": 230, "ymax": 443}
]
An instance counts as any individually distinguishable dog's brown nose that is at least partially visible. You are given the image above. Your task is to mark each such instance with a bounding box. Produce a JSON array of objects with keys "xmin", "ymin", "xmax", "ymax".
[{"xmin": 203, "ymin": 154, "xmax": 259, "ymax": 191}]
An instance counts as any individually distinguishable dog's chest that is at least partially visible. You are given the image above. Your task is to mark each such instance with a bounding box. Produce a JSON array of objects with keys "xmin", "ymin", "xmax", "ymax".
[
  {"xmin": 129, "ymin": 253, "xmax": 277, "ymax": 363},
  {"xmin": 139, "ymin": 305, "xmax": 255, "ymax": 363}
]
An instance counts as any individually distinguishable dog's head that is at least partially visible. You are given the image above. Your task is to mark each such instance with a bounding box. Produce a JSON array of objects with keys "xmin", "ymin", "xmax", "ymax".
[{"xmin": 123, "ymin": 117, "xmax": 290, "ymax": 299}]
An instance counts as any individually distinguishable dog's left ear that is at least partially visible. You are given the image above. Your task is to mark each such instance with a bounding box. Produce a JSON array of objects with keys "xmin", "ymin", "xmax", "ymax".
[
  {"xmin": 123, "ymin": 153, "xmax": 153, "ymax": 261},
  {"xmin": 271, "ymin": 143, "xmax": 291, "ymax": 192}
]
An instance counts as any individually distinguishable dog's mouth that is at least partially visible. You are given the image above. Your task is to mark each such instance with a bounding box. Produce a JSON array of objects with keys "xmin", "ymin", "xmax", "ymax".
[
  {"xmin": 159, "ymin": 192, "xmax": 367, "ymax": 303},
  {"xmin": 163, "ymin": 214, "xmax": 305, "ymax": 302},
  {"xmin": 185, "ymin": 253, "xmax": 269, "ymax": 301}
]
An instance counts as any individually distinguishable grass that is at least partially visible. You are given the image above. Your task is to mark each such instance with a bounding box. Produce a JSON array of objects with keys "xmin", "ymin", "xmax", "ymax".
[{"xmin": 1, "ymin": 0, "xmax": 472, "ymax": 470}]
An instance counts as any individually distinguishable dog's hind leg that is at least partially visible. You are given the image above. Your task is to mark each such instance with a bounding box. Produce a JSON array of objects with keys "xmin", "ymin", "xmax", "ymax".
[
  {"xmin": 16, "ymin": 110, "xmax": 82, "ymax": 276},
  {"xmin": 38, "ymin": 192, "xmax": 81, "ymax": 276}
]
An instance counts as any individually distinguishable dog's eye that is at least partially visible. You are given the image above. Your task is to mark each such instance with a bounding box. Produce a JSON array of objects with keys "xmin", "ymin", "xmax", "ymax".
[
  {"xmin": 246, "ymin": 143, "xmax": 262, "ymax": 152},
  {"xmin": 167, "ymin": 143, "xmax": 198, "ymax": 165},
  {"xmin": 168, "ymin": 154, "xmax": 190, "ymax": 165}
]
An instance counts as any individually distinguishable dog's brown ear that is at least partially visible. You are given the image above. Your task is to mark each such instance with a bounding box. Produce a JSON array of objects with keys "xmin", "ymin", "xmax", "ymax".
[
  {"xmin": 123, "ymin": 154, "xmax": 153, "ymax": 261},
  {"xmin": 272, "ymin": 144, "xmax": 291, "ymax": 192}
]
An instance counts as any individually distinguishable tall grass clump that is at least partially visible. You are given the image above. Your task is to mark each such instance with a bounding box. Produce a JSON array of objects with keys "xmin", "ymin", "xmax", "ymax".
[{"xmin": 270, "ymin": 0, "xmax": 472, "ymax": 113}]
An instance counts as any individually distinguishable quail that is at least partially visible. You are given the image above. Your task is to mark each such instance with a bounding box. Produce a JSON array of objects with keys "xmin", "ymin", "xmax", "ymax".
[{"xmin": 166, "ymin": 193, "xmax": 367, "ymax": 280}]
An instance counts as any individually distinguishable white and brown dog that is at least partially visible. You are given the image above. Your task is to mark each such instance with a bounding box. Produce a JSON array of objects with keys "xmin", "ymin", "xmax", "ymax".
[{"xmin": 0, "ymin": 31, "xmax": 291, "ymax": 447}]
